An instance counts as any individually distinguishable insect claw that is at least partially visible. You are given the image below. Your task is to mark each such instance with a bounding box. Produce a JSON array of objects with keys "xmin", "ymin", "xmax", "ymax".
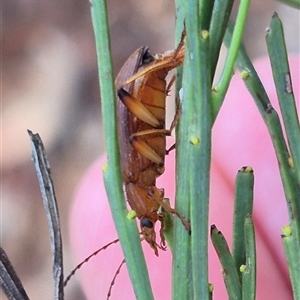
[{"xmin": 159, "ymin": 241, "xmax": 167, "ymax": 251}]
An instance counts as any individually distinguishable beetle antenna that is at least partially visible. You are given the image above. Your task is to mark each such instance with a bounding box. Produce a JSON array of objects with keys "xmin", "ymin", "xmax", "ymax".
[
  {"xmin": 64, "ymin": 238, "xmax": 119, "ymax": 287},
  {"xmin": 106, "ymin": 259, "xmax": 126, "ymax": 300},
  {"xmin": 106, "ymin": 235, "xmax": 148, "ymax": 299}
]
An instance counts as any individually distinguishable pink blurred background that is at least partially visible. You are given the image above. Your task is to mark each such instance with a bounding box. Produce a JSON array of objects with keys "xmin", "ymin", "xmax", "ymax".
[{"xmin": 2, "ymin": 0, "xmax": 299, "ymax": 299}]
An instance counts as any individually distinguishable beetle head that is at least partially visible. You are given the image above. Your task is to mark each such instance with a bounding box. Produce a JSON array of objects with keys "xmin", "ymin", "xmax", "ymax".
[{"xmin": 140, "ymin": 217, "xmax": 159, "ymax": 256}]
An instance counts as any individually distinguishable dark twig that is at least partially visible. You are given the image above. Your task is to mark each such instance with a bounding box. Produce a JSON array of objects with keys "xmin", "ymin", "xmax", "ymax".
[
  {"xmin": 28, "ymin": 130, "xmax": 64, "ymax": 300},
  {"xmin": 0, "ymin": 247, "xmax": 30, "ymax": 300}
]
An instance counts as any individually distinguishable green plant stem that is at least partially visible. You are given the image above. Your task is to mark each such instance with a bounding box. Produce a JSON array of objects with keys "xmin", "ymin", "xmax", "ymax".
[
  {"xmin": 172, "ymin": 68, "xmax": 192, "ymax": 298},
  {"xmin": 266, "ymin": 13, "xmax": 300, "ymax": 183},
  {"xmin": 173, "ymin": 0, "xmax": 212, "ymax": 299},
  {"xmin": 211, "ymin": 0, "xmax": 251, "ymax": 121},
  {"xmin": 199, "ymin": 0, "xmax": 215, "ymax": 30},
  {"xmin": 174, "ymin": 0, "xmax": 185, "ymax": 97},
  {"xmin": 90, "ymin": 1, "xmax": 153, "ymax": 299},
  {"xmin": 209, "ymin": 0, "xmax": 234, "ymax": 80},
  {"xmin": 187, "ymin": 2, "xmax": 211, "ymax": 300},
  {"xmin": 211, "ymin": 225, "xmax": 242, "ymax": 300},
  {"xmin": 242, "ymin": 216, "xmax": 256, "ymax": 300},
  {"xmin": 225, "ymin": 19, "xmax": 300, "ymax": 296},
  {"xmin": 232, "ymin": 167, "xmax": 254, "ymax": 276},
  {"xmin": 162, "ymin": 199, "xmax": 175, "ymax": 252},
  {"xmin": 282, "ymin": 225, "xmax": 300, "ymax": 298},
  {"xmin": 173, "ymin": 1, "xmax": 196, "ymax": 297},
  {"xmin": 224, "ymin": 20, "xmax": 300, "ymax": 250},
  {"xmin": 188, "ymin": 40, "xmax": 211, "ymax": 298},
  {"xmin": 173, "ymin": 6, "xmax": 192, "ymax": 298}
]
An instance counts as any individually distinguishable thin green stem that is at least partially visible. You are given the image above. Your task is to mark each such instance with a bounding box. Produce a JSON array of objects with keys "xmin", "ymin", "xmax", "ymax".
[
  {"xmin": 232, "ymin": 167, "xmax": 254, "ymax": 277},
  {"xmin": 173, "ymin": 5, "xmax": 192, "ymax": 299},
  {"xmin": 282, "ymin": 225, "xmax": 300, "ymax": 298},
  {"xmin": 186, "ymin": 2, "xmax": 211, "ymax": 300},
  {"xmin": 173, "ymin": 0, "xmax": 212, "ymax": 299},
  {"xmin": 172, "ymin": 57, "xmax": 192, "ymax": 298},
  {"xmin": 225, "ymin": 18, "xmax": 300, "ymax": 294},
  {"xmin": 211, "ymin": 0, "xmax": 251, "ymax": 121},
  {"xmin": 199, "ymin": 0, "xmax": 215, "ymax": 30},
  {"xmin": 90, "ymin": 1, "xmax": 153, "ymax": 299},
  {"xmin": 209, "ymin": 0, "xmax": 234, "ymax": 80},
  {"xmin": 174, "ymin": 0, "xmax": 185, "ymax": 96},
  {"xmin": 266, "ymin": 13, "xmax": 300, "ymax": 183},
  {"xmin": 211, "ymin": 225, "xmax": 242, "ymax": 300},
  {"xmin": 225, "ymin": 20, "xmax": 300, "ymax": 249},
  {"xmin": 242, "ymin": 216, "xmax": 256, "ymax": 300}
]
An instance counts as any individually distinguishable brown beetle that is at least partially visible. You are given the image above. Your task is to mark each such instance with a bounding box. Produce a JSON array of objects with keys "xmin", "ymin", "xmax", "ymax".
[
  {"xmin": 64, "ymin": 35, "xmax": 190, "ymax": 292},
  {"xmin": 116, "ymin": 33, "xmax": 190, "ymax": 256}
]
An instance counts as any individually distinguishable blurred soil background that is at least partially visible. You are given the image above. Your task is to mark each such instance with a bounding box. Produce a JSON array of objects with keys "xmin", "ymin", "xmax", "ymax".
[{"xmin": 1, "ymin": 0, "xmax": 299, "ymax": 299}]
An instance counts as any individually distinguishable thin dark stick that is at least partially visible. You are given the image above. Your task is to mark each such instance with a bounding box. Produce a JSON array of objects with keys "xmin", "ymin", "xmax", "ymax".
[
  {"xmin": 0, "ymin": 247, "xmax": 30, "ymax": 300},
  {"xmin": 28, "ymin": 130, "xmax": 64, "ymax": 300}
]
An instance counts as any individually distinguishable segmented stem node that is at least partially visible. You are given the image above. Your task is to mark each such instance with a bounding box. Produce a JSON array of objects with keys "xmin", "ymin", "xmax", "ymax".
[
  {"xmin": 282, "ymin": 225, "xmax": 292, "ymax": 237},
  {"xmin": 127, "ymin": 210, "xmax": 137, "ymax": 220},
  {"xmin": 190, "ymin": 135, "xmax": 200, "ymax": 145},
  {"xmin": 240, "ymin": 70, "xmax": 250, "ymax": 79}
]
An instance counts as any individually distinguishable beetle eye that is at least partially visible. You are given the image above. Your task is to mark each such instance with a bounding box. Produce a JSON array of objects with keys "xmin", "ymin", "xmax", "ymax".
[
  {"xmin": 142, "ymin": 50, "xmax": 154, "ymax": 64},
  {"xmin": 141, "ymin": 218, "xmax": 153, "ymax": 228}
]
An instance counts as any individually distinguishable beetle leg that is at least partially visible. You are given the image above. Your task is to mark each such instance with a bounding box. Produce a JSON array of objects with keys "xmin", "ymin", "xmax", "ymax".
[
  {"xmin": 131, "ymin": 140, "xmax": 163, "ymax": 164},
  {"xmin": 170, "ymin": 98, "xmax": 182, "ymax": 132},
  {"xmin": 157, "ymin": 209, "xmax": 167, "ymax": 250},
  {"xmin": 166, "ymin": 94, "xmax": 182, "ymax": 156},
  {"xmin": 154, "ymin": 198, "xmax": 191, "ymax": 234},
  {"xmin": 166, "ymin": 74, "xmax": 176, "ymax": 95},
  {"xmin": 166, "ymin": 96, "xmax": 182, "ymax": 155},
  {"xmin": 159, "ymin": 223, "xmax": 167, "ymax": 250},
  {"xmin": 132, "ymin": 128, "xmax": 171, "ymax": 138},
  {"xmin": 127, "ymin": 96, "xmax": 180, "ymax": 160},
  {"xmin": 118, "ymin": 88, "xmax": 161, "ymax": 128},
  {"xmin": 130, "ymin": 129, "xmax": 171, "ymax": 164},
  {"xmin": 166, "ymin": 144, "xmax": 176, "ymax": 155}
]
